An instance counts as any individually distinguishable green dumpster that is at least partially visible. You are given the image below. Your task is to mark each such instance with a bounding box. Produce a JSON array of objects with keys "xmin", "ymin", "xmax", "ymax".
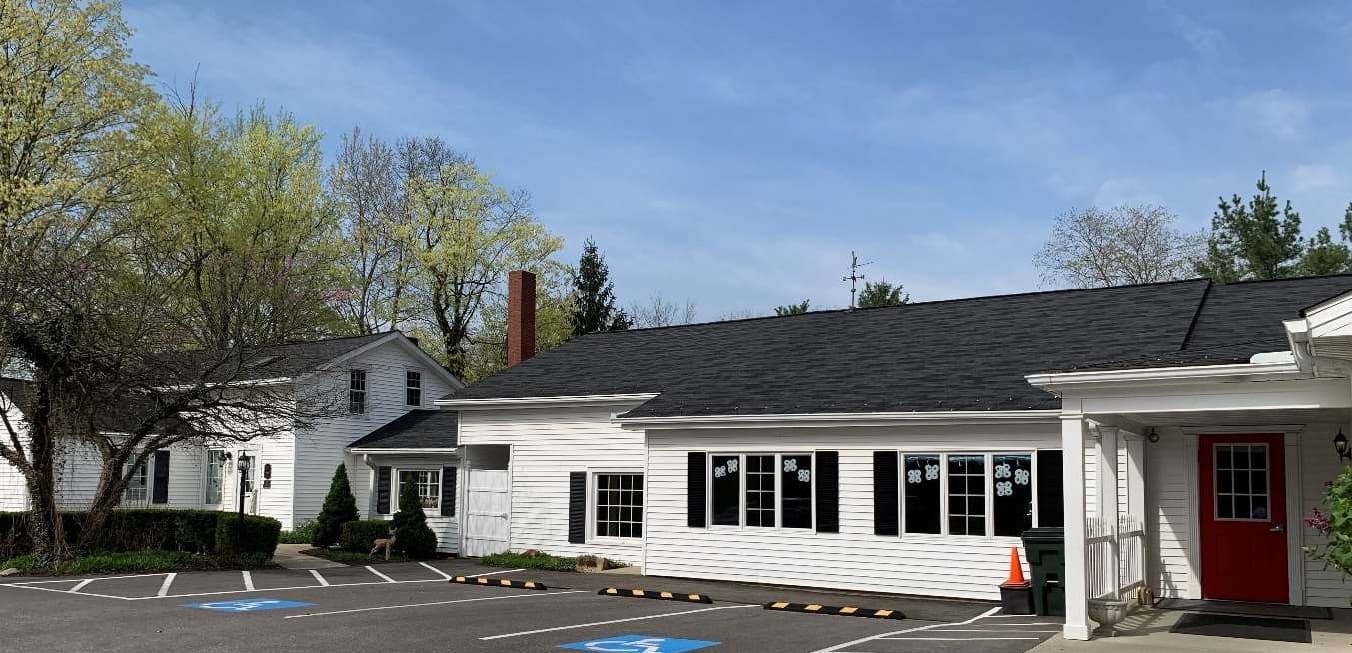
[{"xmin": 1021, "ymin": 527, "xmax": 1065, "ymax": 617}]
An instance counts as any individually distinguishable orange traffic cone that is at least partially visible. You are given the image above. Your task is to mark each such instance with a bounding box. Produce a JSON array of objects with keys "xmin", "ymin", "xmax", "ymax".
[{"xmin": 1002, "ymin": 546, "xmax": 1029, "ymax": 588}]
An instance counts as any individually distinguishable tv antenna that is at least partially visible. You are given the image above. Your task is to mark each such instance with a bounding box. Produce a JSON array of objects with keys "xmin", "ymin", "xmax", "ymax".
[{"xmin": 842, "ymin": 251, "xmax": 872, "ymax": 309}]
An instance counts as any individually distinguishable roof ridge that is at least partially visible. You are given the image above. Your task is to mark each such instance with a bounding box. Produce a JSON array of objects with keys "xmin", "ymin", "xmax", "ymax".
[{"xmin": 278, "ymin": 331, "xmax": 397, "ymax": 346}]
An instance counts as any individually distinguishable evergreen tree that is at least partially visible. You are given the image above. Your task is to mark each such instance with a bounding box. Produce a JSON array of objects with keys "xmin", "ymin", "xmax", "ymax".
[
  {"xmin": 1299, "ymin": 227, "xmax": 1352, "ymax": 276},
  {"xmin": 774, "ymin": 300, "xmax": 811, "ymax": 316},
  {"xmin": 857, "ymin": 280, "xmax": 910, "ymax": 308},
  {"xmin": 312, "ymin": 464, "xmax": 360, "ymax": 547},
  {"xmin": 391, "ymin": 480, "xmax": 438, "ymax": 557},
  {"xmin": 570, "ymin": 238, "xmax": 629, "ymax": 335},
  {"xmin": 1196, "ymin": 172, "xmax": 1303, "ymax": 282}
]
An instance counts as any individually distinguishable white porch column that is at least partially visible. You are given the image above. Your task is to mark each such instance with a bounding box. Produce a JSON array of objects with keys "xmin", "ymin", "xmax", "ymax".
[
  {"xmin": 1097, "ymin": 425, "xmax": 1121, "ymax": 601},
  {"xmin": 1123, "ymin": 431, "xmax": 1145, "ymax": 520},
  {"xmin": 1061, "ymin": 409, "xmax": 1091, "ymax": 641}
]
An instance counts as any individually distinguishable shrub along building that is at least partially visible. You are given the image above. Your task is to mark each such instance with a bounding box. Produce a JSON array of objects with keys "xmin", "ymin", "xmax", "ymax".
[
  {"xmin": 0, "ymin": 331, "xmax": 464, "ymax": 551},
  {"xmin": 377, "ymin": 270, "xmax": 1352, "ymax": 641}
]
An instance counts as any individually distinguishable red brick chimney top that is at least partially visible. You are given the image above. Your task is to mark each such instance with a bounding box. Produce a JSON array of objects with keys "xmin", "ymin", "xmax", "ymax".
[{"xmin": 507, "ymin": 270, "xmax": 537, "ymax": 367}]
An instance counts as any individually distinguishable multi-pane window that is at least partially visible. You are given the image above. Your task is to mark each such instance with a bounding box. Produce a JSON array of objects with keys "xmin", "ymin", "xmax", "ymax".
[
  {"xmin": 124, "ymin": 460, "xmax": 148, "ymax": 504},
  {"xmin": 595, "ymin": 473, "xmax": 643, "ymax": 538},
  {"xmin": 903, "ymin": 454, "xmax": 942, "ymax": 534},
  {"xmin": 406, "ymin": 370, "xmax": 422, "ymax": 406},
  {"xmin": 745, "ymin": 455, "xmax": 776, "ymax": 527},
  {"xmin": 398, "ymin": 470, "xmax": 440, "ymax": 510},
  {"xmin": 349, "ymin": 369, "xmax": 367, "ymax": 414},
  {"xmin": 708, "ymin": 453, "xmax": 814, "ymax": 528},
  {"xmin": 1215, "ymin": 444, "xmax": 1269, "ymax": 521},
  {"xmin": 992, "ymin": 454, "xmax": 1033, "ymax": 536},
  {"xmin": 948, "ymin": 455, "xmax": 986, "ymax": 536},
  {"xmin": 204, "ymin": 449, "xmax": 226, "ymax": 505}
]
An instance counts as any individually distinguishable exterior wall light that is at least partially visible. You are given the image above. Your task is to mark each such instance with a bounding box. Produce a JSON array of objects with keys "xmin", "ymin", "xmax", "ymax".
[{"xmin": 1335, "ymin": 429, "xmax": 1351, "ymax": 464}]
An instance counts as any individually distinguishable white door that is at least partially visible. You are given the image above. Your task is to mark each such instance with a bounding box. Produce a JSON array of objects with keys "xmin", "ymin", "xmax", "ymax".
[{"xmin": 463, "ymin": 469, "xmax": 510, "ymax": 557}]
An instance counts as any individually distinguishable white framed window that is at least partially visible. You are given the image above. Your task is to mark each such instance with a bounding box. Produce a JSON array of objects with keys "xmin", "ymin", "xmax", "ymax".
[
  {"xmin": 124, "ymin": 460, "xmax": 148, "ymax": 505},
  {"xmin": 349, "ymin": 369, "xmax": 367, "ymax": 414},
  {"xmin": 204, "ymin": 449, "xmax": 226, "ymax": 505},
  {"xmin": 397, "ymin": 469, "xmax": 440, "ymax": 511},
  {"xmin": 405, "ymin": 370, "xmax": 422, "ymax": 406},
  {"xmin": 707, "ymin": 453, "xmax": 814, "ymax": 529},
  {"xmin": 594, "ymin": 472, "xmax": 643, "ymax": 538},
  {"xmin": 1214, "ymin": 443, "xmax": 1270, "ymax": 521},
  {"xmin": 894, "ymin": 450, "xmax": 1049, "ymax": 539}
]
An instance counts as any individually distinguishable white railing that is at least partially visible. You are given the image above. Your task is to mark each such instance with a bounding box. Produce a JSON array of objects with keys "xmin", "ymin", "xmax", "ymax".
[{"xmin": 1087, "ymin": 514, "xmax": 1145, "ymax": 600}]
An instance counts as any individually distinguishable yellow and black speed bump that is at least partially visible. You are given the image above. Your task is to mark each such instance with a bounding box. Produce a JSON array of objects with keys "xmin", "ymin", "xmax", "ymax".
[
  {"xmin": 598, "ymin": 587, "xmax": 713, "ymax": 604},
  {"xmin": 450, "ymin": 576, "xmax": 548, "ymax": 591},
  {"xmin": 763, "ymin": 601, "xmax": 906, "ymax": 620}
]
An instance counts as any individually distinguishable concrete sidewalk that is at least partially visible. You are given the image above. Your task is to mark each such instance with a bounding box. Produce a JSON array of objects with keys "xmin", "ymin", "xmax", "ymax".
[
  {"xmin": 1029, "ymin": 607, "xmax": 1352, "ymax": 651},
  {"xmin": 271, "ymin": 543, "xmax": 344, "ymax": 570}
]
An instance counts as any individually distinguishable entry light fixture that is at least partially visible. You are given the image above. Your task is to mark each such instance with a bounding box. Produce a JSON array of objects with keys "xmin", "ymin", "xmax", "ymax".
[
  {"xmin": 1335, "ymin": 429, "xmax": 1351, "ymax": 464},
  {"xmin": 1146, "ymin": 428, "xmax": 1160, "ymax": 443}
]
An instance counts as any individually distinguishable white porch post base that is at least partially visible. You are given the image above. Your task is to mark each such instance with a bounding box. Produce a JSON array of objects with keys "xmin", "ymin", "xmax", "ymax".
[{"xmin": 1062, "ymin": 408, "xmax": 1091, "ymax": 641}]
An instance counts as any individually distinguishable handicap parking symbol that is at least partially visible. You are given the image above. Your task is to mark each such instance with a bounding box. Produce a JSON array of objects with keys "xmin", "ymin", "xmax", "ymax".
[
  {"xmin": 185, "ymin": 598, "xmax": 315, "ymax": 612},
  {"xmin": 559, "ymin": 634, "xmax": 719, "ymax": 653}
]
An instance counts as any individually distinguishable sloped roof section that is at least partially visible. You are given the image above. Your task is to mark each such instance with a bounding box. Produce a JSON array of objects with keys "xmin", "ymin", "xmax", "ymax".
[
  {"xmin": 181, "ymin": 332, "xmax": 395, "ymax": 382},
  {"xmin": 349, "ymin": 410, "xmax": 459, "ymax": 449}
]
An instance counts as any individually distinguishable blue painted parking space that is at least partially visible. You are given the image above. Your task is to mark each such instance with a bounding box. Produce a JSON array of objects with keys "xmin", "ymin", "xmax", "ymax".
[
  {"xmin": 185, "ymin": 598, "xmax": 316, "ymax": 612},
  {"xmin": 559, "ymin": 634, "xmax": 720, "ymax": 652}
]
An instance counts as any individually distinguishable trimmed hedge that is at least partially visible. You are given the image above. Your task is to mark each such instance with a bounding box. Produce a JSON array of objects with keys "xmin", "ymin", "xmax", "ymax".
[
  {"xmin": 340, "ymin": 519, "xmax": 391, "ymax": 552},
  {"xmin": 0, "ymin": 510, "xmax": 281, "ymax": 559},
  {"xmin": 216, "ymin": 514, "xmax": 282, "ymax": 558}
]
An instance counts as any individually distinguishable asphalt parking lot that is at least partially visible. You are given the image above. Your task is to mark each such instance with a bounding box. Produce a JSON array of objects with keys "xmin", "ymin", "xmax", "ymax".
[{"xmin": 0, "ymin": 559, "xmax": 1062, "ymax": 652}]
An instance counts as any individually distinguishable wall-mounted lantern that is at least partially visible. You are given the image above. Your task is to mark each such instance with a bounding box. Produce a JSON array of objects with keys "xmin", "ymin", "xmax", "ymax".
[{"xmin": 1335, "ymin": 429, "xmax": 1350, "ymax": 464}]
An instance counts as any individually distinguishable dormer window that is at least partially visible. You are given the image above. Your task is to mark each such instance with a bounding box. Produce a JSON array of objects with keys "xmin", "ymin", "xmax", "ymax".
[
  {"xmin": 406, "ymin": 370, "xmax": 422, "ymax": 406},
  {"xmin": 349, "ymin": 369, "xmax": 367, "ymax": 414}
]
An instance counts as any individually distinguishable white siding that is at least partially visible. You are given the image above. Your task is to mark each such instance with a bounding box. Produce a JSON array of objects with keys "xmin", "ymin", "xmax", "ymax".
[
  {"xmin": 458, "ymin": 405, "xmax": 646, "ymax": 565},
  {"xmin": 1299, "ymin": 424, "xmax": 1352, "ymax": 607},
  {"xmin": 358, "ymin": 453, "xmax": 460, "ymax": 554},
  {"xmin": 294, "ymin": 340, "xmax": 455, "ymax": 529},
  {"xmin": 0, "ymin": 398, "xmax": 30, "ymax": 511},
  {"xmin": 644, "ymin": 422, "xmax": 1062, "ymax": 600}
]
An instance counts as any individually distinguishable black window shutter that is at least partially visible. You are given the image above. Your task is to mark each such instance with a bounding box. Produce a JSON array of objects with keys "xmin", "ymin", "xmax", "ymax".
[
  {"xmin": 376, "ymin": 466, "xmax": 392, "ymax": 514},
  {"xmin": 873, "ymin": 451, "xmax": 899, "ymax": 536},
  {"xmin": 568, "ymin": 472, "xmax": 587, "ymax": 544},
  {"xmin": 1036, "ymin": 450, "xmax": 1064, "ymax": 528},
  {"xmin": 151, "ymin": 451, "xmax": 170, "ymax": 504},
  {"xmin": 441, "ymin": 467, "xmax": 457, "ymax": 517},
  {"xmin": 687, "ymin": 452, "xmax": 707, "ymax": 528},
  {"xmin": 815, "ymin": 451, "xmax": 839, "ymax": 533}
]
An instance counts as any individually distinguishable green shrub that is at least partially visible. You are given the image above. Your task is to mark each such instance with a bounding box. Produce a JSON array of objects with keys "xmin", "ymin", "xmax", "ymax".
[
  {"xmin": 0, "ymin": 509, "xmax": 225, "ymax": 555},
  {"xmin": 312, "ymin": 464, "xmax": 359, "ymax": 547},
  {"xmin": 279, "ymin": 520, "xmax": 318, "ymax": 545},
  {"xmin": 215, "ymin": 514, "xmax": 281, "ymax": 559},
  {"xmin": 340, "ymin": 520, "xmax": 391, "ymax": 552},
  {"xmin": 1, "ymin": 551, "xmax": 275, "ymax": 575},
  {"xmin": 481, "ymin": 551, "xmax": 578, "ymax": 572},
  {"xmin": 391, "ymin": 481, "xmax": 437, "ymax": 557}
]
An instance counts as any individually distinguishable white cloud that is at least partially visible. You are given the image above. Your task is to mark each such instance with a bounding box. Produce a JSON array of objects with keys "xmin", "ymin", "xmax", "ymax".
[
  {"xmin": 1163, "ymin": 8, "xmax": 1225, "ymax": 57},
  {"xmin": 1236, "ymin": 89, "xmax": 1310, "ymax": 140},
  {"xmin": 1289, "ymin": 164, "xmax": 1343, "ymax": 192},
  {"xmin": 1092, "ymin": 178, "xmax": 1163, "ymax": 208}
]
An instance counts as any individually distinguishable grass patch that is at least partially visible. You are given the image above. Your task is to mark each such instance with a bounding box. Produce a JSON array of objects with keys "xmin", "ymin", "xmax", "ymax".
[
  {"xmin": 0, "ymin": 550, "xmax": 276, "ymax": 576},
  {"xmin": 481, "ymin": 551, "xmax": 578, "ymax": 572}
]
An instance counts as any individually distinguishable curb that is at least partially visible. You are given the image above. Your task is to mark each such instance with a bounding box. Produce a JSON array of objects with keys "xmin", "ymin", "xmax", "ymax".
[
  {"xmin": 451, "ymin": 576, "xmax": 548, "ymax": 591},
  {"xmin": 599, "ymin": 587, "xmax": 713, "ymax": 604},
  {"xmin": 763, "ymin": 601, "xmax": 906, "ymax": 620}
]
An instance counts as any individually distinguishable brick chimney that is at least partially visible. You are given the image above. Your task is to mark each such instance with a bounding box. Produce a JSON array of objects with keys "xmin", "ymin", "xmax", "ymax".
[{"xmin": 507, "ymin": 270, "xmax": 537, "ymax": 367}]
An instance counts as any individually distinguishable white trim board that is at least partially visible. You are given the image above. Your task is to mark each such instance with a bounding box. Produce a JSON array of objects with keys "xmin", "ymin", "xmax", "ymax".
[{"xmin": 615, "ymin": 410, "xmax": 1060, "ymax": 430}]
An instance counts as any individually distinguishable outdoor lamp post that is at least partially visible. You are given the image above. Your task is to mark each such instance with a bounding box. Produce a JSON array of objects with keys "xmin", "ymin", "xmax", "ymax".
[
  {"xmin": 1335, "ymin": 429, "xmax": 1350, "ymax": 464},
  {"xmin": 236, "ymin": 454, "xmax": 253, "ymax": 552}
]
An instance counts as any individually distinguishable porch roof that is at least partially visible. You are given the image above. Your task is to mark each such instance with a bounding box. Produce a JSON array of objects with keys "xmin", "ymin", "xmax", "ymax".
[{"xmin": 347, "ymin": 410, "xmax": 459, "ymax": 450}]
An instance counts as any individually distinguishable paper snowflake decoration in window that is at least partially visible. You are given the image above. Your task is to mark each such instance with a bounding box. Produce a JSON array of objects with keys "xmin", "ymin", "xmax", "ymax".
[
  {"xmin": 726, "ymin": 459, "xmax": 739, "ymax": 473},
  {"xmin": 783, "ymin": 458, "xmax": 798, "ymax": 473},
  {"xmin": 925, "ymin": 464, "xmax": 939, "ymax": 480},
  {"xmin": 1014, "ymin": 469, "xmax": 1030, "ymax": 485},
  {"xmin": 713, "ymin": 466, "xmax": 726, "ymax": 478},
  {"xmin": 995, "ymin": 463, "xmax": 1012, "ymax": 479},
  {"xmin": 797, "ymin": 469, "xmax": 811, "ymax": 483},
  {"xmin": 907, "ymin": 469, "xmax": 922, "ymax": 484},
  {"xmin": 996, "ymin": 481, "xmax": 1013, "ymax": 497}
]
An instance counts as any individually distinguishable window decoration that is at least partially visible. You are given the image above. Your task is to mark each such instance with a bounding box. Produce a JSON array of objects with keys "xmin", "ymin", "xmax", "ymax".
[
  {"xmin": 903, "ymin": 454, "xmax": 942, "ymax": 534},
  {"xmin": 707, "ymin": 453, "xmax": 815, "ymax": 528},
  {"xmin": 710, "ymin": 455, "xmax": 740, "ymax": 526},
  {"xmin": 888, "ymin": 450, "xmax": 1058, "ymax": 538},
  {"xmin": 993, "ymin": 454, "xmax": 1033, "ymax": 536},
  {"xmin": 595, "ymin": 473, "xmax": 643, "ymax": 538},
  {"xmin": 780, "ymin": 454, "xmax": 812, "ymax": 529},
  {"xmin": 405, "ymin": 370, "xmax": 422, "ymax": 406},
  {"xmin": 349, "ymin": 369, "xmax": 367, "ymax": 414}
]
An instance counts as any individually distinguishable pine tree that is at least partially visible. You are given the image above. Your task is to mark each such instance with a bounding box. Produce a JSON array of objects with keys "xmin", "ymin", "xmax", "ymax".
[
  {"xmin": 856, "ymin": 280, "xmax": 910, "ymax": 308},
  {"xmin": 391, "ymin": 479, "xmax": 438, "ymax": 557},
  {"xmin": 774, "ymin": 300, "xmax": 811, "ymax": 316},
  {"xmin": 570, "ymin": 238, "xmax": 629, "ymax": 335},
  {"xmin": 312, "ymin": 464, "xmax": 360, "ymax": 547},
  {"xmin": 1196, "ymin": 171, "xmax": 1303, "ymax": 282}
]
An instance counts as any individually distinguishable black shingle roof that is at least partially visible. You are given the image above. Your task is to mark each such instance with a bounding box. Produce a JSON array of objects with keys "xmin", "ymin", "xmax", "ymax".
[
  {"xmin": 348, "ymin": 410, "xmax": 459, "ymax": 449},
  {"xmin": 446, "ymin": 275, "xmax": 1352, "ymax": 418},
  {"xmin": 182, "ymin": 332, "xmax": 397, "ymax": 382}
]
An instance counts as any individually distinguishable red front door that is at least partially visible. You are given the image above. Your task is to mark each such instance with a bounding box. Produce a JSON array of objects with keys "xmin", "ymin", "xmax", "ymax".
[{"xmin": 1199, "ymin": 434, "xmax": 1288, "ymax": 602}]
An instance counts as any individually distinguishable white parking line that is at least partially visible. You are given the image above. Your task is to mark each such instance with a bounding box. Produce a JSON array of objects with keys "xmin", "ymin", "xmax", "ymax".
[
  {"xmin": 309, "ymin": 570, "xmax": 329, "ymax": 587},
  {"xmin": 130, "ymin": 578, "xmax": 447, "ymax": 600},
  {"xmin": 417, "ymin": 562, "xmax": 452, "ymax": 579},
  {"xmin": 467, "ymin": 568, "xmax": 525, "ymax": 578},
  {"xmin": 928, "ymin": 628, "xmax": 1060, "ymax": 633},
  {"xmin": 365, "ymin": 566, "xmax": 396, "ymax": 583},
  {"xmin": 70, "ymin": 579, "xmax": 95, "ymax": 593},
  {"xmin": 810, "ymin": 606, "xmax": 1002, "ymax": 653},
  {"xmin": 4, "ymin": 573, "xmax": 165, "ymax": 585},
  {"xmin": 284, "ymin": 590, "xmax": 587, "ymax": 619},
  {"xmin": 887, "ymin": 637, "xmax": 1040, "ymax": 641},
  {"xmin": 242, "ymin": 571, "xmax": 255, "ymax": 591},
  {"xmin": 156, "ymin": 573, "xmax": 176, "ymax": 597},
  {"xmin": 0, "ymin": 583, "xmax": 134, "ymax": 600},
  {"xmin": 480, "ymin": 604, "xmax": 759, "ymax": 641}
]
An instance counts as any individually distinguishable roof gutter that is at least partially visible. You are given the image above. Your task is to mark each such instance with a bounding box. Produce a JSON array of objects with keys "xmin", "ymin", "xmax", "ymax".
[
  {"xmin": 436, "ymin": 393, "xmax": 659, "ymax": 409},
  {"xmin": 614, "ymin": 409, "xmax": 1061, "ymax": 430},
  {"xmin": 346, "ymin": 447, "xmax": 460, "ymax": 455},
  {"xmin": 1026, "ymin": 360, "xmax": 1307, "ymax": 394}
]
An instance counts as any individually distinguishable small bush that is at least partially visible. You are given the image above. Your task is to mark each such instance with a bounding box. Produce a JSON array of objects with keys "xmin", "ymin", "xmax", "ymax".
[
  {"xmin": 340, "ymin": 520, "xmax": 391, "ymax": 552},
  {"xmin": 0, "ymin": 509, "xmax": 239, "ymax": 555},
  {"xmin": 312, "ymin": 464, "xmax": 359, "ymax": 547},
  {"xmin": 215, "ymin": 514, "xmax": 281, "ymax": 559},
  {"xmin": 481, "ymin": 551, "xmax": 578, "ymax": 572},
  {"xmin": 279, "ymin": 520, "xmax": 318, "ymax": 545},
  {"xmin": 391, "ymin": 482, "xmax": 437, "ymax": 558}
]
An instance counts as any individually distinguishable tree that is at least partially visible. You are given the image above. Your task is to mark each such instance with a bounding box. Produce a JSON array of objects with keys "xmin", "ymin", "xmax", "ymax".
[
  {"xmin": 629, "ymin": 294, "xmax": 698, "ymax": 328},
  {"xmin": 774, "ymin": 300, "xmax": 811, "ymax": 316},
  {"xmin": 1196, "ymin": 172, "xmax": 1303, "ymax": 282},
  {"xmin": 391, "ymin": 479, "xmax": 437, "ymax": 557},
  {"xmin": 570, "ymin": 238, "xmax": 630, "ymax": 335},
  {"xmin": 856, "ymin": 280, "xmax": 909, "ymax": 308},
  {"xmin": 1034, "ymin": 205, "xmax": 1204, "ymax": 288},
  {"xmin": 312, "ymin": 464, "xmax": 359, "ymax": 547}
]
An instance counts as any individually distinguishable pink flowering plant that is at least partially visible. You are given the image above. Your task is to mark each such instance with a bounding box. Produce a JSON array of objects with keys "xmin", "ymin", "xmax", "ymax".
[{"xmin": 1305, "ymin": 472, "xmax": 1352, "ymax": 579}]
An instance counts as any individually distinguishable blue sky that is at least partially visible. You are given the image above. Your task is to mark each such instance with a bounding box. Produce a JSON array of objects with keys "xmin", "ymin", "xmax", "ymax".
[{"xmin": 124, "ymin": 1, "xmax": 1352, "ymax": 319}]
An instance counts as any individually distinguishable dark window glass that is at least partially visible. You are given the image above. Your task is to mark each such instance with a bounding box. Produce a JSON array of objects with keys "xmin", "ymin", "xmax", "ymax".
[
  {"xmin": 349, "ymin": 369, "xmax": 367, "ymax": 413},
  {"xmin": 745, "ymin": 455, "xmax": 775, "ymax": 527},
  {"xmin": 1214, "ymin": 443, "xmax": 1268, "ymax": 521},
  {"xmin": 903, "ymin": 454, "xmax": 941, "ymax": 534},
  {"xmin": 948, "ymin": 455, "xmax": 986, "ymax": 536},
  {"xmin": 781, "ymin": 454, "xmax": 812, "ymax": 529},
  {"xmin": 710, "ymin": 455, "xmax": 740, "ymax": 526},
  {"xmin": 1036, "ymin": 450, "xmax": 1064, "ymax": 528},
  {"xmin": 406, "ymin": 370, "xmax": 422, "ymax": 406},
  {"xmin": 993, "ymin": 454, "xmax": 1033, "ymax": 537}
]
